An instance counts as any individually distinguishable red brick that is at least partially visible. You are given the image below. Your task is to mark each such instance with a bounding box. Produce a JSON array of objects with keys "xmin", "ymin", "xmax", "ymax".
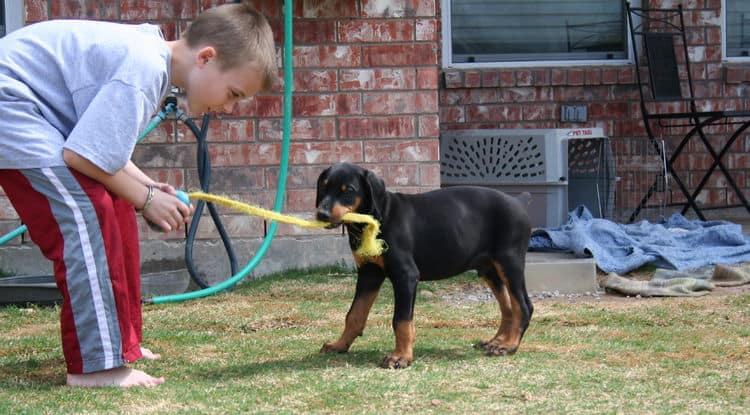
[
  {"xmin": 298, "ymin": 0, "xmax": 357, "ymax": 18},
  {"xmin": 235, "ymin": 96, "xmax": 284, "ymax": 118},
  {"xmin": 417, "ymin": 67, "xmax": 438, "ymax": 89},
  {"xmin": 481, "ymin": 72, "xmax": 500, "ymax": 87},
  {"xmin": 293, "ymin": 94, "xmax": 361, "ymax": 116},
  {"xmin": 120, "ymin": 0, "xmax": 199, "ymax": 20},
  {"xmin": 440, "ymin": 106, "xmax": 465, "ymax": 124},
  {"xmin": 418, "ymin": 114, "xmax": 440, "ymax": 138},
  {"xmin": 25, "ymin": 0, "xmax": 49, "ymax": 22},
  {"xmin": 276, "ymin": 165, "xmax": 328, "ymax": 188},
  {"xmin": 208, "ymin": 143, "xmax": 280, "ymax": 166},
  {"xmin": 467, "ymin": 104, "xmax": 523, "ymax": 123},
  {"xmin": 443, "ymin": 71, "xmax": 463, "ymax": 89},
  {"xmin": 204, "ymin": 119, "xmax": 255, "ymax": 143},
  {"xmin": 340, "ymin": 68, "xmax": 416, "ymax": 90},
  {"xmin": 602, "ymin": 68, "xmax": 619, "ymax": 85},
  {"xmin": 550, "ymin": 69, "xmax": 566, "ymax": 86},
  {"xmin": 464, "ymin": 71, "xmax": 481, "ymax": 88},
  {"xmin": 364, "ymin": 140, "xmax": 439, "ymax": 163},
  {"xmin": 294, "ymin": 45, "xmax": 362, "ymax": 67},
  {"xmin": 516, "ymin": 70, "xmax": 533, "ymax": 86},
  {"xmin": 419, "ymin": 163, "xmax": 441, "ymax": 187},
  {"xmin": 144, "ymin": 168, "xmax": 186, "ymax": 189},
  {"xmin": 294, "ymin": 20, "xmax": 337, "ymax": 43},
  {"xmin": 584, "ymin": 68, "xmax": 602, "ymax": 85},
  {"xmin": 533, "ymin": 69, "xmax": 550, "ymax": 86},
  {"xmin": 257, "ymin": 118, "xmax": 337, "ymax": 141},
  {"xmin": 50, "ymin": 0, "xmax": 118, "ymax": 19},
  {"xmin": 141, "ymin": 122, "xmax": 176, "ymax": 144},
  {"xmin": 499, "ymin": 70, "xmax": 515, "ymax": 87},
  {"xmin": 339, "ymin": 20, "xmax": 415, "ymax": 43},
  {"xmin": 369, "ymin": 164, "xmax": 420, "ymax": 187},
  {"xmin": 567, "ymin": 69, "xmax": 585, "ymax": 86},
  {"xmin": 522, "ymin": 104, "xmax": 556, "ymax": 121},
  {"xmin": 363, "ymin": 44, "xmax": 437, "ymax": 66},
  {"xmin": 289, "ymin": 141, "xmax": 364, "ymax": 165},
  {"xmin": 339, "ymin": 116, "xmax": 415, "ymax": 139},
  {"xmin": 361, "ymin": 0, "xmax": 436, "ymax": 17},
  {"xmin": 284, "ymin": 189, "xmax": 317, "ymax": 213},
  {"xmin": 132, "ymin": 144, "xmax": 195, "ymax": 169},
  {"xmin": 416, "ymin": 18, "xmax": 438, "ymax": 41},
  {"xmin": 294, "ymin": 69, "xmax": 338, "ymax": 92}
]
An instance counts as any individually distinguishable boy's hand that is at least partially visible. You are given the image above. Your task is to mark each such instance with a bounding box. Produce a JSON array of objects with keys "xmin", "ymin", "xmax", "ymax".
[{"xmin": 142, "ymin": 186, "xmax": 193, "ymax": 232}]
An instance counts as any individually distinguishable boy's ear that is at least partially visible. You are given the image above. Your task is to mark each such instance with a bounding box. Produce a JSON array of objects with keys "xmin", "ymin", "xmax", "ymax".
[{"xmin": 196, "ymin": 46, "xmax": 217, "ymax": 66}]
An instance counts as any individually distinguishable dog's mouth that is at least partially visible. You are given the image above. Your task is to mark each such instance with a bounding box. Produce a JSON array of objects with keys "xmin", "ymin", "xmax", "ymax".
[{"xmin": 316, "ymin": 204, "xmax": 352, "ymax": 228}]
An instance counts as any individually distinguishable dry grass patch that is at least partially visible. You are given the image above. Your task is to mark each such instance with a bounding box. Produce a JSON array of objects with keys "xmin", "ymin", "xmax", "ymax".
[{"xmin": 1, "ymin": 267, "xmax": 749, "ymax": 414}]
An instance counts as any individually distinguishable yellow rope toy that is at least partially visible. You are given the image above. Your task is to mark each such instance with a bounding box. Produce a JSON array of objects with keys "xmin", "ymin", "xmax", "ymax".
[{"xmin": 186, "ymin": 191, "xmax": 386, "ymax": 257}]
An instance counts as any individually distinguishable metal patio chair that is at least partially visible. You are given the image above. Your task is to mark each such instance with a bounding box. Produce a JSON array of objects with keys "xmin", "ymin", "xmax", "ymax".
[{"xmin": 626, "ymin": 2, "xmax": 750, "ymax": 222}]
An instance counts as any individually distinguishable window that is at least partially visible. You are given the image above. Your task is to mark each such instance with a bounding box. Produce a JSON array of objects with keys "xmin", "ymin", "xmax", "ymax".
[
  {"xmin": 725, "ymin": 0, "xmax": 750, "ymax": 59},
  {"xmin": 442, "ymin": 0, "xmax": 633, "ymax": 68},
  {"xmin": 1, "ymin": 0, "xmax": 23, "ymax": 38}
]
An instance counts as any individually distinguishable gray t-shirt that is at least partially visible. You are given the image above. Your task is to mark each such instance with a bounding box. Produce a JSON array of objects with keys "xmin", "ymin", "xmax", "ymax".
[{"xmin": 0, "ymin": 20, "xmax": 171, "ymax": 174}]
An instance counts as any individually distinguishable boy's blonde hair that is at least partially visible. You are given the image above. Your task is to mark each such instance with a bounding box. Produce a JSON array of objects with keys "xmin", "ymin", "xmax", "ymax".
[{"xmin": 183, "ymin": 2, "xmax": 278, "ymax": 91}]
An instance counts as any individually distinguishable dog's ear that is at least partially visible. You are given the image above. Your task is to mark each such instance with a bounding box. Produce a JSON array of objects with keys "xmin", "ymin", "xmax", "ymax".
[
  {"xmin": 361, "ymin": 169, "xmax": 386, "ymax": 218},
  {"xmin": 315, "ymin": 166, "xmax": 332, "ymax": 207}
]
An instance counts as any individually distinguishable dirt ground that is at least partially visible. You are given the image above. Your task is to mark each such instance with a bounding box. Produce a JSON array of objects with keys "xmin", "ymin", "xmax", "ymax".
[{"xmin": 437, "ymin": 268, "xmax": 750, "ymax": 308}]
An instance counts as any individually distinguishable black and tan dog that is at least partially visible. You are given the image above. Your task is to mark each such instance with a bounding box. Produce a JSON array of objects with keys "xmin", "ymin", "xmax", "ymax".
[{"xmin": 315, "ymin": 162, "xmax": 533, "ymax": 369}]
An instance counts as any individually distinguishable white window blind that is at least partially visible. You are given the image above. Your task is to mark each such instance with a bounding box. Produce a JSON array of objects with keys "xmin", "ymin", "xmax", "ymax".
[
  {"xmin": 726, "ymin": 0, "xmax": 750, "ymax": 58},
  {"xmin": 445, "ymin": 0, "xmax": 630, "ymax": 66}
]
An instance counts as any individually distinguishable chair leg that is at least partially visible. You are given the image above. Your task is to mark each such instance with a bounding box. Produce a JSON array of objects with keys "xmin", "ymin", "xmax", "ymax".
[{"xmin": 685, "ymin": 120, "xmax": 750, "ymax": 216}]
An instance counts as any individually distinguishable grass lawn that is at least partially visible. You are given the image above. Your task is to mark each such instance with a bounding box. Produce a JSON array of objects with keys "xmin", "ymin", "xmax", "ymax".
[{"xmin": 1, "ymin": 267, "xmax": 749, "ymax": 414}]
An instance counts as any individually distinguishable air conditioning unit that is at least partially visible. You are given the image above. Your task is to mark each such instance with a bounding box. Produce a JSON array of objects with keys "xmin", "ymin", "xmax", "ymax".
[{"xmin": 440, "ymin": 128, "xmax": 613, "ymax": 228}]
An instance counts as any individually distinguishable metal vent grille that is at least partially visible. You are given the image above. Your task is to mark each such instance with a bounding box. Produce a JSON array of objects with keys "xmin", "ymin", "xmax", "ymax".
[
  {"xmin": 441, "ymin": 135, "xmax": 546, "ymax": 181},
  {"xmin": 440, "ymin": 129, "xmax": 569, "ymax": 185}
]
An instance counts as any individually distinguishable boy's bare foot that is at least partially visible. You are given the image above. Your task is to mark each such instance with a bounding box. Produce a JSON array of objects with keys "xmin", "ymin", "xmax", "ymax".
[
  {"xmin": 140, "ymin": 346, "xmax": 161, "ymax": 360},
  {"xmin": 66, "ymin": 366, "xmax": 165, "ymax": 388}
]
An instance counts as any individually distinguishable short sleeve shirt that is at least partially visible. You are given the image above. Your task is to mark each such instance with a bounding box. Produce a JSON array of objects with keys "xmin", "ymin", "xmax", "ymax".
[{"xmin": 0, "ymin": 20, "xmax": 171, "ymax": 174}]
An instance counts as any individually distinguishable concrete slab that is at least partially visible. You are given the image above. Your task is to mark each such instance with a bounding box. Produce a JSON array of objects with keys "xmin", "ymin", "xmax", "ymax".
[
  {"xmin": 525, "ymin": 251, "xmax": 599, "ymax": 294},
  {"xmin": 1, "ymin": 236, "xmax": 600, "ymax": 297}
]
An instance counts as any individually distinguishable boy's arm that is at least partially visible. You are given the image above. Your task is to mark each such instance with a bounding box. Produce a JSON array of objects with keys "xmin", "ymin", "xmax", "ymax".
[{"xmin": 63, "ymin": 149, "xmax": 191, "ymax": 231}]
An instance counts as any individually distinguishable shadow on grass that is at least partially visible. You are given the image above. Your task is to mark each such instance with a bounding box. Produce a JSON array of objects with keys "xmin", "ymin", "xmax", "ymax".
[
  {"xmin": 0, "ymin": 358, "xmax": 66, "ymax": 389},
  {"xmin": 186, "ymin": 345, "xmax": 485, "ymax": 381}
]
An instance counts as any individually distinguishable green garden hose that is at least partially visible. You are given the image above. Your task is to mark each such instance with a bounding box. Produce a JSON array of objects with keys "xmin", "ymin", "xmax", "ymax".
[{"xmin": 146, "ymin": 0, "xmax": 295, "ymax": 304}]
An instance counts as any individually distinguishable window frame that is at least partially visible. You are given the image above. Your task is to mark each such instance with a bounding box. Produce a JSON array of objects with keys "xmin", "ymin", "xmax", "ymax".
[
  {"xmin": 722, "ymin": 0, "xmax": 750, "ymax": 62},
  {"xmin": 1, "ymin": 0, "xmax": 24, "ymax": 37},
  {"xmin": 440, "ymin": 0, "xmax": 637, "ymax": 69}
]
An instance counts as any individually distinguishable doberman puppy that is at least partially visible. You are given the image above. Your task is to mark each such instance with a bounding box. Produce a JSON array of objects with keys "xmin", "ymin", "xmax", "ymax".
[{"xmin": 315, "ymin": 162, "xmax": 533, "ymax": 369}]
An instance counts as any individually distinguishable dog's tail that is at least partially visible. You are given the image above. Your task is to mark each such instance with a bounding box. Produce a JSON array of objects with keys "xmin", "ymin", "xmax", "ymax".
[{"xmin": 516, "ymin": 191, "xmax": 532, "ymax": 208}]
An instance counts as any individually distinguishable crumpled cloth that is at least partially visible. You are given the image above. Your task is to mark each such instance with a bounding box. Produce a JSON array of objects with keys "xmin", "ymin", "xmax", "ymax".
[
  {"xmin": 529, "ymin": 206, "xmax": 750, "ymax": 274},
  {"xmin": 601, "ymin": 264, "xmax": 750, "ymax": 297}
]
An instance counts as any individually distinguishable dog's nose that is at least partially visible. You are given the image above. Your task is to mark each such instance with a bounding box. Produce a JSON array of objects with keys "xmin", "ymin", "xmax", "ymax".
[{"xmin": 316, "ymin": 209, "xmax": 332, "ymax": 223}]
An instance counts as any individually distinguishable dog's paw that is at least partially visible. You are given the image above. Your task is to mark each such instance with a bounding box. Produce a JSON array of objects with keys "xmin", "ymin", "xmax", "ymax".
[
  {"xmin": 380, "ymin": 353, "xmax": 412, "ymax": 369},
  {"xmin": 474, "ymin": 340, "xmax": 517, "ymax": 356},
  {"xmin": 320, "ymin": 341, "xmax": 349, "ymax": 354}
]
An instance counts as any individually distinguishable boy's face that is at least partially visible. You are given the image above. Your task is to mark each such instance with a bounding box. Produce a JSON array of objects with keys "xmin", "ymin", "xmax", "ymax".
[{"xmin": 185, "ymin": 47, "xmax": 264, "ymax": 114}]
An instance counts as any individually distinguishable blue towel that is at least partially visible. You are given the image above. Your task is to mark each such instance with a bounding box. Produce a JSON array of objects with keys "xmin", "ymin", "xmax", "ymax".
[{"xmin": 529, "ymin": 206, "xmax": 750, "ymax": 274}]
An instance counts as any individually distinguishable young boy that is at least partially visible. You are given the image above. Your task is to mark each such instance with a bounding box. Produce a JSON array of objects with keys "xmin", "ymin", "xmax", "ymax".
[{"xmin": 0, "ymin": 2, "xmax": 277, "ymax": 387}]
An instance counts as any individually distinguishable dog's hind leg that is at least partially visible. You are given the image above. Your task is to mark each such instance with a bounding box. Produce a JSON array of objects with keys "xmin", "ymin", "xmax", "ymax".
[
  {"xmin": 321, "ymin": 263, "xmax": 385, "ymax": 354},
  {"xmin": 476, "ymin": 255, "xmax": 533, "ymax": 356}
]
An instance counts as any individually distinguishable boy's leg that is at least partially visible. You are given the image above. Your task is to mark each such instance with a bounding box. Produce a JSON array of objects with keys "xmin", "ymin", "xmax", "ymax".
[
  {"xmin": 112, "ymin": 194, "xmax": 160, "ymax": 360},
  {"xmin": 0, "ymin": 167, "xmax": 145, "ymax": 373}
]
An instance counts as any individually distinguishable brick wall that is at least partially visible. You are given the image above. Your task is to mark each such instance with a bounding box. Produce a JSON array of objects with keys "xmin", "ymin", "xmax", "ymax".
[
  {"xmin": 1, "ymin": 0, "xmax": 748, "ymax": 250},
  {"xmin": 441, "ymin": 0, "xmax": 750, "ymax": 222},
  {"xmin": 0, "ymin": 0, "xmax": 440, "ymax": 244}
]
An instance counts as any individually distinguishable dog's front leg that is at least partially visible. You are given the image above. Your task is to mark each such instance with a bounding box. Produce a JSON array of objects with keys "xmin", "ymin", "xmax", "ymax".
[
  {"xmin": 381, "ymin": 262, "xmax": 419, "ymax": 369},
  {"xmin": 321, "ymin": 263, "xmax": 385, "ymax": 354}
]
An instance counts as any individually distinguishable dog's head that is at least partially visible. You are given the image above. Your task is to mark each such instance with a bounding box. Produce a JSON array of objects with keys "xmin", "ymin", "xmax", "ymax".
[{"xmin": 315, "ymin": 162, "xmax": 386, "ymax": 226}]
